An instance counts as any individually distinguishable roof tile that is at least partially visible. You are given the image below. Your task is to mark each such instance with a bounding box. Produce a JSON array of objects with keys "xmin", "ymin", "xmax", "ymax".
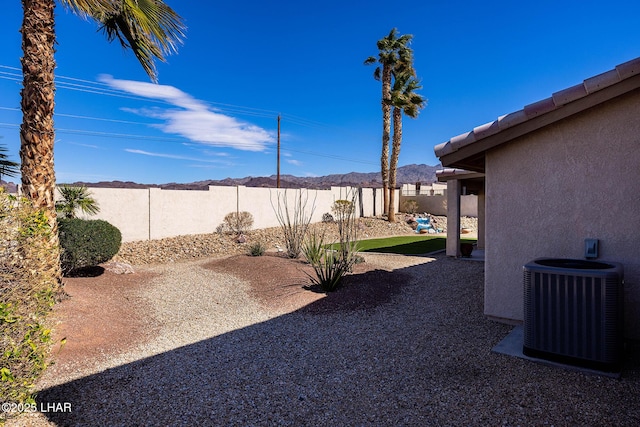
[
  {"xmin": 433, "ymin": 141, "xmax": 453, "ymax": 156},
  {"xmin": 436, "ymin": 168, "xmax": 483, "ymax": 180},
  {"xmin": 523, "ymin": 97, "xmax": 556, "ymax": 118},
  {"xmin": 584, "ymin": 69, "xmax": 620, "ymax": 94},
  {"xmin": 473, "ymin": 120, "xmax": 500, "ymax": 139},
  {"xmin": 616, "ymin": 57, "xmax": 640, "ymax": 80},
  {"xmin": 552, "ymin": 83, "xmax": 588, "ymax": 106},
  {"xmin": 435, "ymin": 56, "xmax": 640, "ymax": 162},
  {"xmin": 449, "ymin": 131, "xmax": 476, "ymax": 150},
  {"xmin": 497, "ymin": 110, "xmax": 527, "ymax": 130}
]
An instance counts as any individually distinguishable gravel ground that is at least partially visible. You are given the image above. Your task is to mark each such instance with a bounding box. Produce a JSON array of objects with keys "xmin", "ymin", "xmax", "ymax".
[
  {"xmin": 6, "ymin": 216, "xmax": 639, "ymax": 426},
  {"xmin": 8, "ymin": 251, "xmax": 640, "ymax": 426}
]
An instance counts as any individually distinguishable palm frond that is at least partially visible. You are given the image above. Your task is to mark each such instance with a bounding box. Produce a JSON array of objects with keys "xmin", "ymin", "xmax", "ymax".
[
  {"xmin": 56, "ymin": 185, "xmax": 100, "ymax": 219},
  {"xmin": 59, "ymin": 0, "xmax": 117, "ymax": 18},
  {"xmin": 363, "ymin": 56, "xmax": 377, "ymax": 65},
  {"xmin": 391, "ymin": 75, "xmax": 426, "ymax": 118},
  {"xmin": 78, "ymin": 0, "xmax": 186, "ymax": 82},
  {"xmin": 373, "ymin": 67, "xmax": 381, "ymax": 81},
  {"xmin": 0, "ymin": 144, "xmax": 19, "ymax": 178}
]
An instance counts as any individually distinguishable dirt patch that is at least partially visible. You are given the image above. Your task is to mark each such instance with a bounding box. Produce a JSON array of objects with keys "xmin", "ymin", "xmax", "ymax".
[
  {"xmin": 49, "ymin": 269, "xmax": 158, "ymax": 365},
  {"xmin": 203, "ymin": 253, "xmax": 414, "ymax": 315},
  {"xmin": 46, "ymin": 254, "xmax": 414, "ymax": 375}
]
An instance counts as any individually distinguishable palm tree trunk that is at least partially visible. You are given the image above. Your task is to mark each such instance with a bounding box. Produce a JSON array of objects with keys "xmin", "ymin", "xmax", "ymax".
[
  {"xmin": 20, "ymin": 0, "xmax": 56, "ymax": 211},
  {"xmin": 388, "ymin": 106, "xmax": 402, "ymax": 223},
  {"xmin": 20, "ymin": 0, "xmax": 62, "ymax": 288},
  {"xmin": 381, "ymin": 106, "xmax": 390, "ymax": 217},
  {"xmin": 381, "ymin": 64, "xmax": 391, "ymax": 217}
]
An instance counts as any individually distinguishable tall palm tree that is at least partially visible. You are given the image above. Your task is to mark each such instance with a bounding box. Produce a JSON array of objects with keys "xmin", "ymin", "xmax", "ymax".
[
  {"xmin": 19, "ymin": 0, "xmax": 185, "ymax": 283},
  {"xmin": 364, "ymin": 28, "xmax": 413, "ymax": 217},
  {"xmin": 388, "ymin": 74, "xmax": 426, "ymax": 223}
]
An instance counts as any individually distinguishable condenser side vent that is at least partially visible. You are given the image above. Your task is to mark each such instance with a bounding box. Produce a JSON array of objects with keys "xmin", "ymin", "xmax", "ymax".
[{"xmin": 523, "ymin": 258, "xmax": 623, "ymax": 372}]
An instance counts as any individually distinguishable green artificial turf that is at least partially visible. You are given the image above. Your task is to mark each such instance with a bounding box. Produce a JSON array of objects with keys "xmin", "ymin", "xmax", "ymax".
[{"xmin": 331, "ymin": 235, "xmax": 477, "ymax": 255}]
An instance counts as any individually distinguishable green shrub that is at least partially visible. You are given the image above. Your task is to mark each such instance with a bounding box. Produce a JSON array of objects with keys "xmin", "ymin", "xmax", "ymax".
[
  {"xmin": 58, "ymin": 218, "xmax": 122, "ymax": 274},
  {"xmin": 1, "ymin": 190, "xmax": 59, "ymax": 418},
  {"xmin": 248, "ymin": 242, "xmax": 266, "ymax": 256}
]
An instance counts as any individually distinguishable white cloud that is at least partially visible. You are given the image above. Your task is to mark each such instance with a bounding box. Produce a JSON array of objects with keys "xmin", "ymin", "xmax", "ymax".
[
  {"xmin": 100, "ymin": 75, "xmax": 274, "ymax": 152},
  {"xmin": 286, "ymin": 159, "xmax": 302, "ymax": 166}
]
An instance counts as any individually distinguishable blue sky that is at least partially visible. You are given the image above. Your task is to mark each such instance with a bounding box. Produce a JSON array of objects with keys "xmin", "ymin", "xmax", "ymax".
[{"xmin": 1, "ymin": 1, "xmax": 639, "ymax": 184}]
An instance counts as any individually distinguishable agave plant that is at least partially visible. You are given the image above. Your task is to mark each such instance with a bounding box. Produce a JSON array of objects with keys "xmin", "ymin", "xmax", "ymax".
[{"xmin": 302, "ymin": 229, "xmax": 360, "ymax": 292}]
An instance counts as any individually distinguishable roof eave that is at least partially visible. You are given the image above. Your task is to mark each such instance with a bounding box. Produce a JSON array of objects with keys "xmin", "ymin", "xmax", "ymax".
[{"xmin": 439, "ymin": 73, "xmax": 640, "ymax": 172}]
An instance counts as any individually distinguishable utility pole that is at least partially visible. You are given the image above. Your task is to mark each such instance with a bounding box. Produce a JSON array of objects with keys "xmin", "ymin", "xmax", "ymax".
[{"xmin": 277, "ymin": 114, "xmax": 281, "ymax": 188}]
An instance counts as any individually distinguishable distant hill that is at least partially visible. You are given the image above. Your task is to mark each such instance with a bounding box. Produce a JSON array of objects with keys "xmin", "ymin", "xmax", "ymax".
[
  {"xmin": 67, "ymin": 164, "xmax": 441, "ymax": 190},
  {"xmin": 0, "ymin": 180, "xmax": 17, "ymax": 193}
]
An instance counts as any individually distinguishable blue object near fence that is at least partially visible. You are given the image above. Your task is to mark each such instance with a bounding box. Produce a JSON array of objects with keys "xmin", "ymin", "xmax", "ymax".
[{"xmin": 415, "ymin": 217, "xmax": 433, "ymax": 233}]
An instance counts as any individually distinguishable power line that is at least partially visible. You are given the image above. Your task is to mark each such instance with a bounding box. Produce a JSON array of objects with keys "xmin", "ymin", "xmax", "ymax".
[
  {"xmin": 0, "ymin": 64, "xmax": 372, "ymax": 166},
  {"xmin": 280, "ymin": 146, "xmax": 377, "ymax": 166},
  {"xmin": 0, "ymin": 107, "xmax": 152, "ymax": 126},
  {"xmin": 1, "ymin": 119, "xmax": 378, "ymax": 166},
  {"xmin": 0, "ymin": 65, "xmax": 335, "ymax": 125}
]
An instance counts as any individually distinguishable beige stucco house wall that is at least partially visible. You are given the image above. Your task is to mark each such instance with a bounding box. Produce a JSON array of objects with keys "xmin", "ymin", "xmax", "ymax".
[
  {"xmin": 435, "ymin": 57, "xmax": 640, "ymax": 339},
  {"xmin": 485, "ymin": 89, "xmax": 640, "ymax": 336}
]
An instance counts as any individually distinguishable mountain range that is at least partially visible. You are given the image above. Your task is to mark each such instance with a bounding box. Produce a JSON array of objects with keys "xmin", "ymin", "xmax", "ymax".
[{"xmin": 1, "ymin": 163, "xmax": 441, "ymax": 191}]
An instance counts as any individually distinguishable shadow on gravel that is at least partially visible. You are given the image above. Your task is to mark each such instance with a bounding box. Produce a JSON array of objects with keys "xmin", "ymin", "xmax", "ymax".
[
  {"xmin": 37, "ymin": 256, "xmax": 640, "ymax": 426},
  {"xmin": 64, "ymin": 265, "xmax": 105, "ymax": 278},
  {"xmin": 299, "ymin": 269, "xmax": 413, "ymax": 314},
  {"xmin": 203, "ymin": 253, "xmax": 414, "ymax": 314}
]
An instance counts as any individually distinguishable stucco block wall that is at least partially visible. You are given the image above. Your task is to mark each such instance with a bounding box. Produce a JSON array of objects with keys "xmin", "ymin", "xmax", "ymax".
[
  {"xmin": 484, "ymin": 89, "xmax": 640, "ymax": 338},
  {"xmin": 74, "ymin": 188, "xmax": 151, "ymax": 241},
  {"xmin": 149, "ymin": 187, "xmax": 226, "ymax": 239},
  {"xmin": 398, "ymin": 194, "xmax": 478, "ymax": 216},
  {"xmin": 70, "ymin": 185, "xmax": 389, "ymax": 243}
]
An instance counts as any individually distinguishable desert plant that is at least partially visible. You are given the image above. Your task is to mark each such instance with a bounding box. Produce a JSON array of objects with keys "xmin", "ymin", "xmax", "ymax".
[
  {"xmin": 1, "ymin": 189, "xmax": 59, "ymax": 415},
  {"xmin": 223, "ymin": 211, "xmax": 254, "ymax": 235},
  {"xmin": 58, "ymin": 218, "xmax": 122, "ymax": 274},
  {"xmin": 55, "ymin": 185, "xmax": 100, "ymax": 219},
  {"xmin": 303, "ymin": 191, "xmax": 361, "ymax": 291},
  {"xmin": 331, "ymin": 199, "xmax": 354, "ymax": 217},
  {"xmin": 271, "ymin": 189, "xmax": 316, "ymax": 258},
  {"xmin": 332, "ymin": 199, "xmax": 355, "ymax": 242},
  {"xmin": 321, "ymin": 212, "xmax": 334, "ymax": 223},
  {"xmin": 402, "ymin": 199, "xmax": 419, "ymax": 214},
  {"xmin": 331, "ymin": 194, "xmax": 360, "ymax": 262},
  {"xmin": 302, "ymin": 231, "xmax": 359, "ymax": 292},
  {"xmin": 248, "ymin": 242, "xmax": 266, "ymax": 257},
  {"xmin": 302, "ymin": 230, "xmax": 324, "ymax": 264}
]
